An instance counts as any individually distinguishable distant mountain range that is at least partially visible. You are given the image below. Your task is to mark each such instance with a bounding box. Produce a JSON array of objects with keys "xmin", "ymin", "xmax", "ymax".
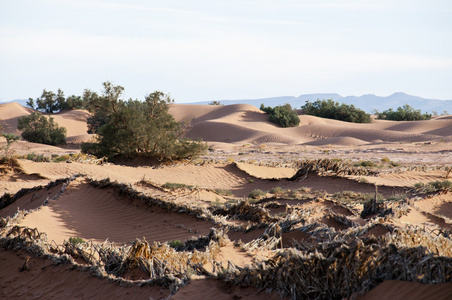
[
  {"xmin": 4, "ymin": 92, "xmax": 452, "ymax": 114},
  {"xmin": 189, "ymin": 92, "xmax": 452, "ymax": 114}
]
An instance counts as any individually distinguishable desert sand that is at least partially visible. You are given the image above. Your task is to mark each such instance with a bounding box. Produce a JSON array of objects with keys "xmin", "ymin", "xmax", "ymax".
[{"xmin": 1, "ymin": 102, "xmax": 452, "ymax": 299}]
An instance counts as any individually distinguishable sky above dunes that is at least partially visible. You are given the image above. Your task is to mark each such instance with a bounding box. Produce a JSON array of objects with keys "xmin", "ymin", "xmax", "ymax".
[{"xmin": 1, "ymin": 0, "xmax": 452, "ymax": 103}]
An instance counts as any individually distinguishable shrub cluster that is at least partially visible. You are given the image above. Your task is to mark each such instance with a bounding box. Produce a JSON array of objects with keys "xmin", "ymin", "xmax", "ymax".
[
  {"xmin": 301, "ymin": 99, "xmax": 372, "ymax": 123},
  {"xmin": 27, "ymin": 89, "xmax": 84, "ymax": 113},
  {"xmin": 376, "ymin": 104, "xmax": 431, "ymax": 121},
  {"xmin": 248, "ymin": 189, "xmax": 266, "ymax": 199},
  {"xmin": 260, "ymin": 103, "xmax": 300, "ymax": 127},
  {"xmin": 81, "ymin": 82, "xmax": 207, "ymax": 161},
  {"xmin": 17, "ymin": 112, "xmax": 66, "ymax": 145},
  {"xmin": 415, "ymin": 180, "xmax": 452, "ymax": 192}
]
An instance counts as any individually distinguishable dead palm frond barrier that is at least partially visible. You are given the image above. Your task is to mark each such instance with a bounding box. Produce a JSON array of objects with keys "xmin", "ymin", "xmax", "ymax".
[
  {"xmin": 0, "ymin": 175, "xmax": 81, "ymax": 210},
  {"xmin": 290, "ymin": 159, "xmax": 381, "ymax": 180},
  {"xmin": 0, "ymin": 225, "xmax": 228, "ymax": 294},
  {"xmin": 219, "ymin": 234, "xmax": 452, "ymax": 300},
  {"xmin": 212, "ymin": 200, "xmax": 277, "ymax": 223}
]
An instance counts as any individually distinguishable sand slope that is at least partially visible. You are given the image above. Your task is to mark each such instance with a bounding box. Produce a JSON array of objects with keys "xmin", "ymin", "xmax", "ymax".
[
  {"xmin": 169, "ymin": 104, "xmax": 452, "ymax": 146},
  {"xmin": 0, "ymin": 248, "xmax": 170, "ymax": 299},
  {"xmin": 0, "ymin": 102, "xmax": 92, "ymax": 143},
  {"xmin": 17, "ymin": 178, "xmax": 215, "ymax": 244},
  {"xmin": 2, "ymin": 102, "xmax": 452, "ymax": 299},
  {"xmin": 2, "ymin": 102, "xmax": 452, "ymax": 150}
]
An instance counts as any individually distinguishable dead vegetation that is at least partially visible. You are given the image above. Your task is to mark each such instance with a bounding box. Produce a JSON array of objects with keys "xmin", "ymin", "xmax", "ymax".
[{"xmin": 1, "ymin": 163, "xmax": 452, "ymax": 299}]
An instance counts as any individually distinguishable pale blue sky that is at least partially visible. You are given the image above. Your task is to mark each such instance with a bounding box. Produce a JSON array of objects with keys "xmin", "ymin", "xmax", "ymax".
[{"xmin": 1, "ymin": 0, "xmax": 451, "ymax": 102}]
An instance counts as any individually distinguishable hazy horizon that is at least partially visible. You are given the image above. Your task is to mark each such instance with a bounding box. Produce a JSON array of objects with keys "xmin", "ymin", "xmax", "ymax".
[{"xmin": 2, "ymin": 1, "xmax": 451, "ymax": 103}]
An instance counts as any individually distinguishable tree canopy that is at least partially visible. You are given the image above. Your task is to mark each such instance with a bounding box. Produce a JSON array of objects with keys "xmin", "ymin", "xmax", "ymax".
[
  {"xmin": 301, "ymin": 99, "xmax": 372, "ymax": 123},
  {"xmin": 81, "ymin": 82, "xmax": 207, "ymax": 161},
  {"xmin": 376, "ymin": 104, "xmax": 432, "ymax": 121},
  {"xmin": 260, "ymin": 103, "xmax": 300, "ymax": 127},
  {"xmin": 27, "ymin": 89, "xmax": 84, "ymax": 112},
  {"xmin": 17, "ymin": 112, "xmax": 66, "ymax": 145}
]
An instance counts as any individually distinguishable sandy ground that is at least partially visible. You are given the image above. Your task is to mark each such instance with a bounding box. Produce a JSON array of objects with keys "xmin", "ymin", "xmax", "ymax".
[{"xmin": 1, "ymin": 102, "xmax": 452, "ymax": 299}]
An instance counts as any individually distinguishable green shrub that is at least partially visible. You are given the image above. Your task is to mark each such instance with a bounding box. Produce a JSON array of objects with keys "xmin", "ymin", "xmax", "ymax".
[
  {"xmin": 270, "ymin": 186, "xmax": 285, "ymax": 196},
  {"xmin": 27, "ymin": 89, "xmax": 84, "ymax": 112},
  {"xmin": 414, "ymin": 182, "xmax": 425, "ymax": 189},
  {"xmin": 25, "ymin": 153, "xmax": 49, "ymax": 162},
  {"xmin": 376, "ymin": 104, "xmax": 431, "ymax": 121},
  {"xmin": 429, "ymin": 180, "xmax": 452, "ymax": 190},
  {"xmin": 81, "ymin": 82, "xmax": 207, "ymax": 161},
  {"xmin": 248, "ymin": 189, "xmax": 266, "ymax": 199},
  {"xmin": 68, "ymin": 236, "xmax": 85, "ymax": 245},
  {"xmin": 162, "ymin": 182, "xmax": 194, "ymax": 190},
  {"xmin": 381, "ymin": 157, "xmax": 390, "ymax": 163},
  {"xmin": 260, "ymin": 103, "xmax": 300, "ymax": 127},
  {"xmin": 52, "ymin": 155, "xmax": 68, "ymax": 162},
  {"xmin": 17, "ymin": 112, "xmax": 66, "ymax": 145},
  {"xmin": 360, "ymin": 160, "xmax": 377, "ymax": 167},
  {"xmin": 168, "ymin": 240, "xmax": 183, "ymax": 249},
  {"xmin": 386, "ymin": 193, "xmax": 407, "ymax": 201},
  {"xmin": 215, "ymin": 189, "xmax": 233, "ymax": 196},
  {"xmin": 301, "ymin": 99, "xmax": 371, "ymax": 123},
  {"xmin": 414, "ymin": 180, "xmax": 451, "ymax": 193},
  {"xmin": 1, "ymin": 133, "xmax": 20, "ymax": 161}
]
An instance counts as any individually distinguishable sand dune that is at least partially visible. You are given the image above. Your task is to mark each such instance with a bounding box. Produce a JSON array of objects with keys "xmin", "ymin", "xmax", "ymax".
[
  {"xmin": 0, "ymin": 248, "xmax": 170, "ymax": 300},
  {"xmin": 170, "ymin": 104, "xmax": 452, "ymax": 146},
  {"xmin": 0, "ymin": 102, "xmax": 34, "ymax": 134},
  {"xmin": 235, "ymin": 162, "xmax": 296, "ymax": 179},
  {"xmin": 2, "ymin": 102, "xmax": 452, "ymax": 299},
  {"xmin": 2, "ymin": 102, "xmax": 452, "ymax": 149},
  {"xmin": 415, "ymin": 193, "xmax": 452, "ymax": 221},
  {"xmin": 17, "ymin": 178, "xmax": 216, "ymax": 244},
  {"xmin": 0, "ymin": 103, "xmax": 89, "ymax": 138},
  {"xmin": 14, "ymin": 160, "xmax": 406, "ymax": 198}
]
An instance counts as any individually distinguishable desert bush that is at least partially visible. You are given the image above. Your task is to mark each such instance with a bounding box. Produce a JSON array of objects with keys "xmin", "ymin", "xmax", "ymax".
[
  {"xmin": 301, "ymin": 99, "xmax": 371, "ymax": 123},
  {"xmin": 360, "ymin": 160, "xmax": 377, "ymax": 167},
  {"xmin": 386, "ymin": 193, "xmax": 407, "ymax": 202},
  {"xmin": 270, "ymin": 186, "xmax": 286, "ymax": 196},
  {"xmin": 162, "ymin": 182, "xmax": 194, "ymax": 190},
  {"xmin": 414, "ymin": 182, "xmax": 425, "ymax": 189},
  {"xmin": 376, "ymin": 104, "xmax": 431, "ymax": 121},
  {"xmin": 81, "ymin": 82, "xmax": 207, "ymax": 161},
  {"xmin": 68, "ymin": 236, "xmax": 85, "ymax": 245},
  {"xmin": 381, "ymin": 157, "xmax": 390, "ymax": 163},
  {"xmin": 17, "ymin": 112, "xmax": 66, "ymax": 145},
  {"xmin": 333, "ymin": 191, "xmax": 384, "ymax": 204},
  {"xmin": 429, "ymin": 180, "xmax": 452, "ymax": 190},
  {"xmin": 215, "ymin": 189, "xmax": 233, "ymax": 196},
  {"xmin": 1, "ymin": 133, "xmax": 20, "ymax": 163},
  {"xmin": 414, "ymin": 180, "xmax": 452, "ymax": 193},
  {"xmin": 27, "ymin": 89, "xmax": 84, "ymax": 112},
  {"xmin": 25, "ymin": 153, "xmax": 49, "ymax": 162},
  {"xmin": 260, "ymin": 103, "xmax": 300, "ymax": 127},
  {"xmin": 52, "ymin": 154, "xmax": 69, "ymax": 162},
  {"xmin": 168, "ymin": 240, "xmax": 183, "ymax": 248},
  {"xmin": 248, "ymin": 189, "xmax": 266, "ymax": 199}
]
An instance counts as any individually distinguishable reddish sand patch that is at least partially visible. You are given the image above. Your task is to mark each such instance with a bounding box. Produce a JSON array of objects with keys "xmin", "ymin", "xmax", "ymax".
[
  {"xmin": 359, "ymin": 280, "xmax": 452, "ymax": 300},
  {"xmin": 0, "ymin": 248, "xmax": 170, "ymax": 300},
  {"xmin": 282, "ymin": 230, "xmax": 313, "ymax": 247},
  {"xmin": 18, "ymin": 178, "xmax": 216, "ymax": 244},
  {"xmin": 173, "ymin": 278, "xmax": 285, "ymax": 300}
]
